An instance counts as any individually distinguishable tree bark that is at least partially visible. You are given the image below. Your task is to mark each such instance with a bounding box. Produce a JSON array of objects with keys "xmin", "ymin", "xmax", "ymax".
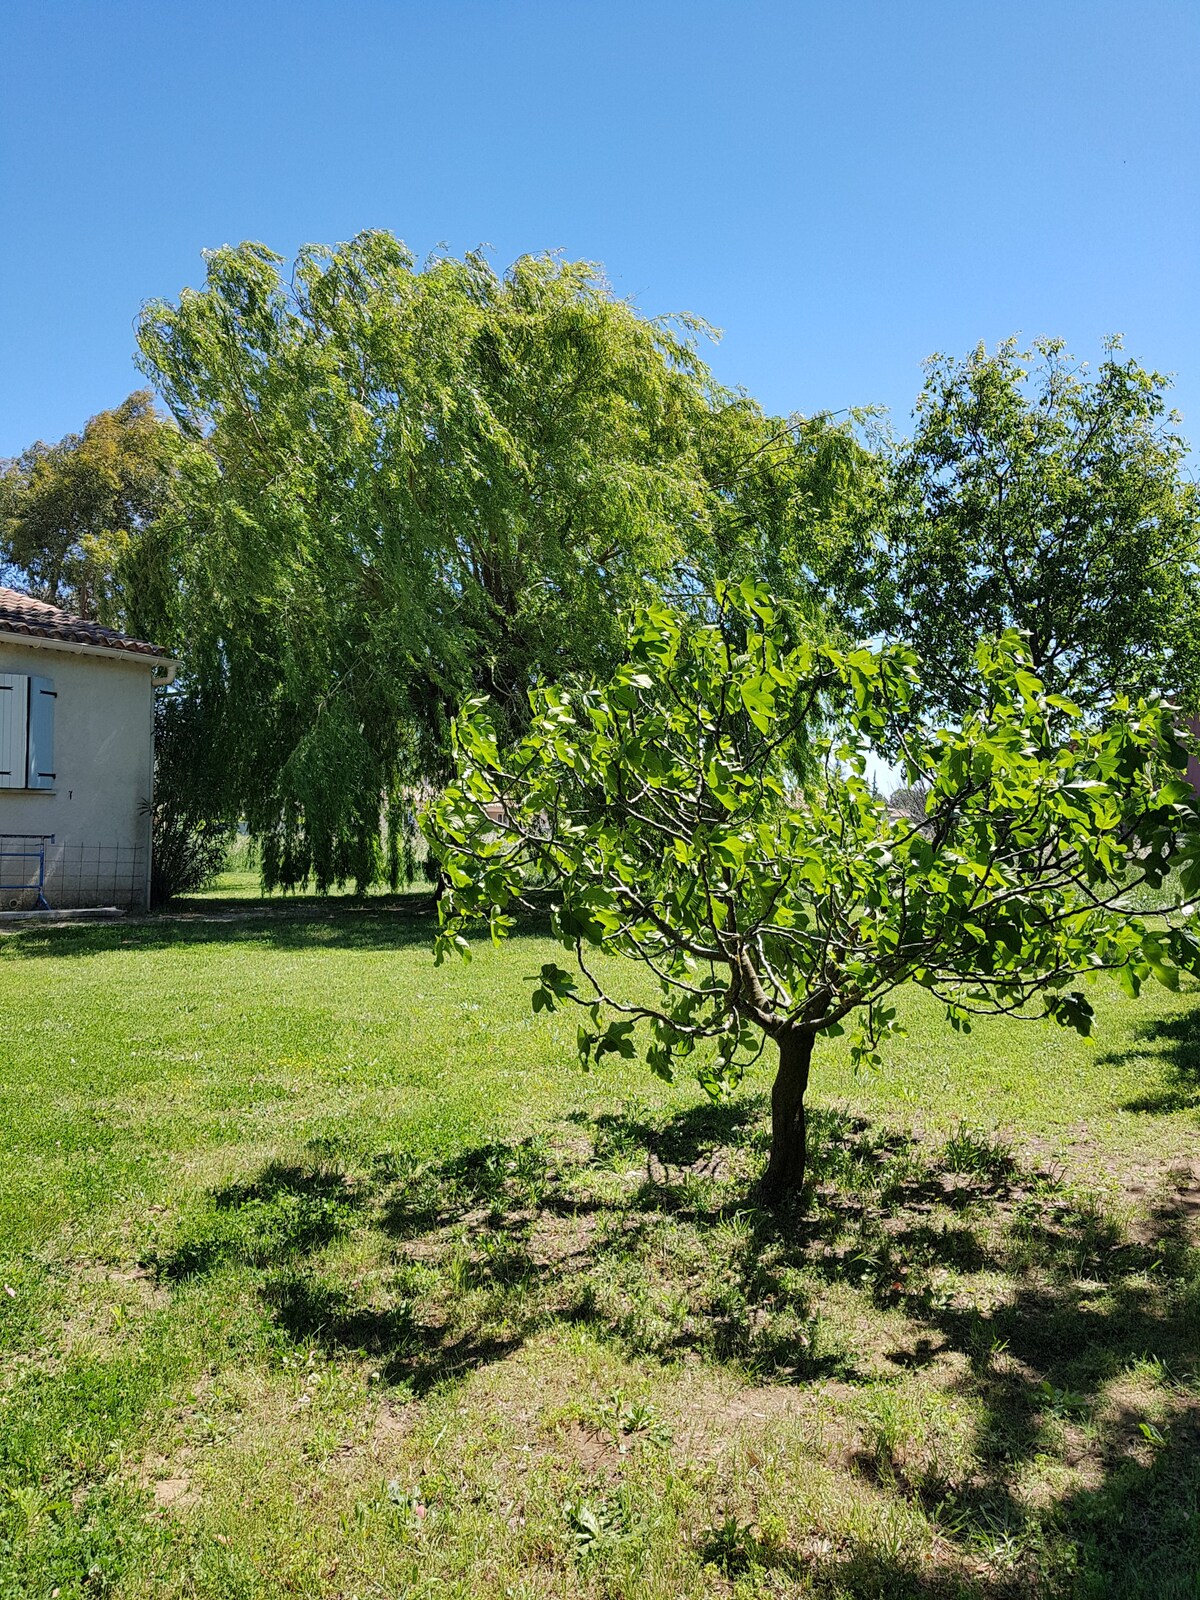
[{"xmin": 760, "ymin": 1028, "xmax": 815, "ymax": 1200}]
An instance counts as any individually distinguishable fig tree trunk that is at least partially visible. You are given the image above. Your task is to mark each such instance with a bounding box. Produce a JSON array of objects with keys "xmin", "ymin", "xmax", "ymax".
[{"xmin": 760, "ymin": 1027, "xmax": 815, "ymax": 1200}]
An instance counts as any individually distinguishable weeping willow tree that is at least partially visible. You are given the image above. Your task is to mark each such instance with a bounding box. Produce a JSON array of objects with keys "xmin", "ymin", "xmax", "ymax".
[{"xmin": 136, "ymin": 231, "xmax": 868, "ymax": 890}]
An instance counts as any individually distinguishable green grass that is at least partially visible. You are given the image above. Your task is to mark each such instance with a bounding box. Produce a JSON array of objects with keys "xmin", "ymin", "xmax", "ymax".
[{"xmin": 2, "ymin": 891, "xmax": 1200, "ymax": 1597}]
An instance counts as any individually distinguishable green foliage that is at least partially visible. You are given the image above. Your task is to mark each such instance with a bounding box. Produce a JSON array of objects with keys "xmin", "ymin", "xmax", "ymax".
[
  {"xmin": 694, "ymin": 395, "xmax": 882, "ymax": 618},
  {"xmin": 0, "ymin": 391, "xmax": 175, "ymax": 628},
  {"xmin": 134, "ymin": 232, "xmax": 861, "ymax": 891},
  {"xmin": 147, "ymin": 693, "xmax": 233, "ymax": 907},
  {"xmin": 870, "ymin": 337, "xmax": 1200, "ymax": 718},
  {"xmin": 1036, "ymin": 1379, "xmax": 1090, "ymax": 1419},
  {"xmin": 428, "ymin": 582, "xmax": 1200, "ymax": 1121},
  {"xmin": 939, "ymin": 1122, "xmax": 1016, "ymax": 1180},
  {"xmin": 699, "ymin": 1513, "xmax": 758, "ymax": 1574},
  {"xmin": 563, "ymin": 1495, "xmax": 630, "ymax": 1556}
]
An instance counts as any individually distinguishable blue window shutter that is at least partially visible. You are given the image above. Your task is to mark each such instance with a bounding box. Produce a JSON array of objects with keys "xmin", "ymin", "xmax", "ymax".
[
  {"xmin": 26, "ymin": 676, "xmax": 56, "ymax": 788},
  {"xmin": 0, "ymin": 674, "xmax": 28, "ymax": 789}
]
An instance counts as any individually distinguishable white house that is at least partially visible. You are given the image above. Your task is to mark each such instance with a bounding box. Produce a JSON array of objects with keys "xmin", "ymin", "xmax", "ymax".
[{"xmin": 0, "ymin": 588, "xmax": 176, "ymax": 912}]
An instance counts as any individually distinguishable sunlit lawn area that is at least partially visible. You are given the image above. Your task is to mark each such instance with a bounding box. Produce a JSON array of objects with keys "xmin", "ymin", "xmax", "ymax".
[{"xmin": 2, "ymin": 888, "xmax": 1199, "ymax": 1597}]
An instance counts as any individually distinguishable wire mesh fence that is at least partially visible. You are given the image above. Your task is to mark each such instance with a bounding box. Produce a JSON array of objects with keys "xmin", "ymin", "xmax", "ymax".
[{"xmin": 0, "ymin": 835, "xmax": 148, "ymax": 911}]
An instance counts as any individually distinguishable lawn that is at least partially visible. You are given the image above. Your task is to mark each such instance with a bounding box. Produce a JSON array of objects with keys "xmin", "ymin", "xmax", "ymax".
[{"xmin": 1, "ymin": 887, "xmax": 1199, "ymax": 1597}]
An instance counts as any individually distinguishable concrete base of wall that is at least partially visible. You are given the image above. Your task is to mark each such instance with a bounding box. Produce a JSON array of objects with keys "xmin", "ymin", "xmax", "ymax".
[{"xmin": 0, "ymin": 905, "xmax": 122, "ymax": 922}]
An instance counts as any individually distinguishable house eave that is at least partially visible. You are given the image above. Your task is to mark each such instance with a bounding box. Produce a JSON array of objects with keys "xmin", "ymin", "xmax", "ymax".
[{"xmin": 0, "ymin": 629, "xmax": 179, "ymax": 683}]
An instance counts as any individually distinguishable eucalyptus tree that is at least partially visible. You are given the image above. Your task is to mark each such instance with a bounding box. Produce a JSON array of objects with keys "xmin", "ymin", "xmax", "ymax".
[
  {"xmin": 426, "ymin": 584, "xmax": 1200, "ymax": 1198},
  {"xmin": 0, "ymin": 391, "xmax": 175, "ymax": 628},
  {"xmin": 136, "ymin": 232, "xmax": 858, "ymax": 890},
  {"xmin": 871, "ymin": 338, "xmax": 1200, "ymax": 720}
]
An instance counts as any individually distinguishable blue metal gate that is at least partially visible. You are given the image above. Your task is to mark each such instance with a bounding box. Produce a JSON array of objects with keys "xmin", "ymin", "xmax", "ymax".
[{"xmin": 0, "ymin": 833, "xmax": 54, "ymax": 911}]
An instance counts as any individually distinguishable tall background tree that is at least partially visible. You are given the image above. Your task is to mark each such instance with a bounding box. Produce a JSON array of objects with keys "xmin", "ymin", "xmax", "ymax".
[
  {"xmin": 0, "ymin": 391, "xmax": 176, "ymax": 628},
  {"xmin": 866, "ymin": 338, "xmax": 1200, "ymax": 719},
  {"xmin": 695, "ymin": 396, "xmax": 882, "ymax": 617},
  {"xmin": 135, "ymin": 231, "xmax": 863, "ymax": 891}
]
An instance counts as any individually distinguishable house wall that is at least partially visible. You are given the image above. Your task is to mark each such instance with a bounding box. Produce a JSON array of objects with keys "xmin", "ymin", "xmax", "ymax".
[{"xmin": 0, "ymin": 639, "xmax": 155, "ymax": 910}]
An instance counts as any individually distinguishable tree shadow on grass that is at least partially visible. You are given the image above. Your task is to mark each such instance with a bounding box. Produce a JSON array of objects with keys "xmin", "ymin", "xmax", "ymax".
[
  {"xmin": 1042, "ymin": 1408, "xmax": 1200, "ymax": 1600},
  {"xmin": 1109, "ymin": 1007, "xmax": 1200, "ymax": 1113},
  {"xmin": 2, "ymin": 894, "xmax": 555, "ymax": 960},
  {"xmin": 697, "ymin": 1517, "xmax": 1017, "ymax": 1599},
  {"xmin": 720, "ymin": 1407, "xmax": 1200, "ymax": 1598},
  {"xmin": 155, "ymin": 1101, "xmax": 1200, "ymax": 1597},
  {"xmin": 157, "ymin": 1161, "xmax": 367, "ymax": 1279}
]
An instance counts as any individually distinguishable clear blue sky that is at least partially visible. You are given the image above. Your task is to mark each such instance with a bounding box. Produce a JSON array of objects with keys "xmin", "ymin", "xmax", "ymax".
[{"xmin": 1, "ymin": 0, "xmax": 1196, "ymax": 458}]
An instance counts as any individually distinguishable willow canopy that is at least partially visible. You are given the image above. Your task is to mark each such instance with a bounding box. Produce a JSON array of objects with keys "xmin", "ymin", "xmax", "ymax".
[
  {"xmin": 136, "ymin": 232, "xmax": 863, "ymax": 890},
  {"xmin": 426, "ymin": 584, "xmax": 1200, "ymax": 1198}
]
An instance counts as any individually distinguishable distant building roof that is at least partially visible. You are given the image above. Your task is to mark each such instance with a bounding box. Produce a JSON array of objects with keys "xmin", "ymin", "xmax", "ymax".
[{"xmin": 0, "ymin": 586, "xmax": 170, "ymax": 659}]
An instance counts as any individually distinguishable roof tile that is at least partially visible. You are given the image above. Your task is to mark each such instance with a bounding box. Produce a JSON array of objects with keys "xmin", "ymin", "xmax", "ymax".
[{"xmin": 0, "ymin": 587, "xmax": 169, "ymax": 658}]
